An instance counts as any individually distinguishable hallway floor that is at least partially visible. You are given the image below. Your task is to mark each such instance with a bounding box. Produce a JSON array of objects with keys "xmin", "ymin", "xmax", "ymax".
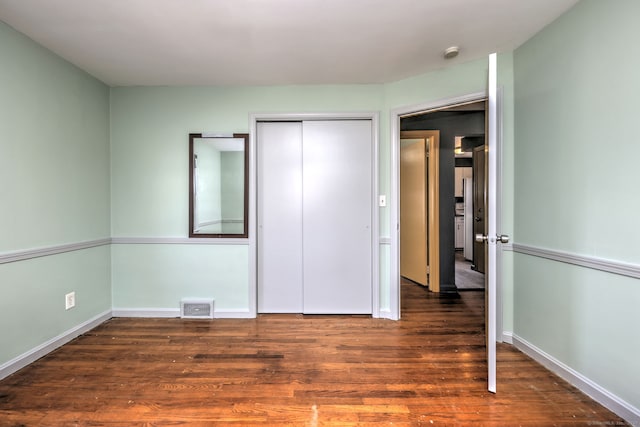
[{"xmin": 455, "ymin": 251, "xmax": 485, "ymax": 290}]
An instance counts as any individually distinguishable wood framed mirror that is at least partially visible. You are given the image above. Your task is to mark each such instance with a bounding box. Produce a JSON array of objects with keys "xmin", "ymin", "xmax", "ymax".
[{"xmin": 189, "ymin": 133, "xmax": 248, "ymax": 238}]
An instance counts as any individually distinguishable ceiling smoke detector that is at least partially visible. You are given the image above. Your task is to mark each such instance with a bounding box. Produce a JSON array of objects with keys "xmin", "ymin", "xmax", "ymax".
[{"xmin": 444, "ymin": 46, "xmax": 460, "ymax": 59}]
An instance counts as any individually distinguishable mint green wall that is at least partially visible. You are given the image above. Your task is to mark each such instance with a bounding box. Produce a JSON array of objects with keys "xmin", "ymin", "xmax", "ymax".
[
  {"xmin": 109, "ymin": 61, "xmax": 515, "ymax": 316},
  {"xmin": 109, "ymin": 85, "xmax": 383, "ymax": 311},
  {"xmin": 111, "ymin": 244, "xmax": 248, "ymax": 310},
  {"xmin": 514, "ymin": 0, "xmax": 640, "ymax": 409},
  {"xmin": 0, "ymin": 248, "xmax": 111, "ymax": 362},
  {"xmin": 0, "ymin": 21, "xmax": 111, "ymax": 364},
  {"xmin": 110, "ymin": 85, "xmax": 382, "ymax": 237},
  {"xmin": 0, "ymin": 23, "xmax": 111, "ymax": 250},
  {"xmin": 384, "ymin": 59, "xmax": 489, "ymax": 110},
  {"xmin": 498, "ymin": 52, "xmax": 515, "ymax": 335}
]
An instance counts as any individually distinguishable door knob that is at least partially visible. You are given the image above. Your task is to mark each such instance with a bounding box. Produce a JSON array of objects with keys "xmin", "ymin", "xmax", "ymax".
[{"xmin": 476, "ymin": 234, "xmax": 510, "ymax": 244}]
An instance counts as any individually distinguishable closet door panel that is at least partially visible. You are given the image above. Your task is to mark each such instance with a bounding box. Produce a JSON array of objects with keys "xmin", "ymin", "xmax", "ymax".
[
  {"xmin": 257, "ymin": 122, "xmax": 304, "ymax": 313},
  {"xmin": 302, "ymin": 120, "xmax": 373, "ymax": 314}
]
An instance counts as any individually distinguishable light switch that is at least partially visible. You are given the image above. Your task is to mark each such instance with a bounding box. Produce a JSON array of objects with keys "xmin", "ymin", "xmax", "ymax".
[{"xmin": 379, "ymin": 195, "xmax": 387, "ymax": 207}]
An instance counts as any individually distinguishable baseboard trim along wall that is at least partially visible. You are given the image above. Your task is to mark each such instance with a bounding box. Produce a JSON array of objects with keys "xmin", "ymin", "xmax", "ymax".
[
  {"xmin": 513, "ymin": 243, "xmax": 640, "ymax": 280},
  {"xmin": 512, "ymin": 334, "xmax": 640, "ymax": 426},
  {"xmin": 112, "ymin": 308, "xmax": 253, "ymax": 319},
  {"xmin": 112, "ymin": 308, "xmax": 180, "ymax": 318},
  {"xmin": 378, "ymin": 309, "xmax": 394, "ymax": 320},
  {"xmin": 0, "ymin": 310, "xmax": 112, "ymax": 381}
]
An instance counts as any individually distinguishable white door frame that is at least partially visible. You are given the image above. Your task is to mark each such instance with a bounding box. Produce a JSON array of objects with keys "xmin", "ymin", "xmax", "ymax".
[
  {"xmin": 389, "ymin": 90, "xmax": 503, "ymax": 334},
  {"xmin": 248, "ymin": 112, "xmax": 380, "ymax": 318}
]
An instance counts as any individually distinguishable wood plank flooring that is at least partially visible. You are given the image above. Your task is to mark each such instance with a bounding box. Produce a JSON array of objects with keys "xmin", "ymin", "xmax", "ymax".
[{"xmin": 0, "ymin": 282, "xmax": 628, "ymax": 426}]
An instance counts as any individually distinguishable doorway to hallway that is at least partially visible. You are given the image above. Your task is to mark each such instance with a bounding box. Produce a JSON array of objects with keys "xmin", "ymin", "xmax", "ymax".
[{"xmin": 399, "ymin": 100, "xmax": 487, "ymax": 294}]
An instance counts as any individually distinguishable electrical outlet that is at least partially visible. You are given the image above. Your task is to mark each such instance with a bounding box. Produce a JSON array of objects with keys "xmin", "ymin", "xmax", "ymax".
[{"xmin": 65, "ymin": 292, "xmax": 76, "ymax": 310}]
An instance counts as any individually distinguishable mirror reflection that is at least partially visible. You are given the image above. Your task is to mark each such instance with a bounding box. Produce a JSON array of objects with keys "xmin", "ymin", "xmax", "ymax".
[{"xmin": 189, "ymin": 133, "xmax": 248, "ymax": 238}]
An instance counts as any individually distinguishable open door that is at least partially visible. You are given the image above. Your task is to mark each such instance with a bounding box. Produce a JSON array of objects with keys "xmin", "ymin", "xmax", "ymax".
[
  {"xmin": 400, "ymin": 130, "xmax": 440, "ymax": 292},
  {"xmin": 391, "ymin": 61, "xmax": 500, "ymax": 394},
  {"xmin": 477, "ymin": 52, "xmax": 508, "ymax": 393},
  {"xmin": 400, "ymin": 137, "xmax": 428, "ymax": 286}
]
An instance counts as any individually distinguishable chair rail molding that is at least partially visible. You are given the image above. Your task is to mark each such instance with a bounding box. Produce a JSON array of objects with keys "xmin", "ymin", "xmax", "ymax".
[
  {"xmin": 0, "ymin": 238, "xmax": 111, "ymax": 264},
  {"xmin": 513, "ymin": 243, "xmax": 640, "ymax": 280}
]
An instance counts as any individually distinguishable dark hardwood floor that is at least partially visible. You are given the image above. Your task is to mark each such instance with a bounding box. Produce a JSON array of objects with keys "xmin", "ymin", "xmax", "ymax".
[{"xmin": 0, "ymin": 283, "xmax": 628, "ymax": 426}]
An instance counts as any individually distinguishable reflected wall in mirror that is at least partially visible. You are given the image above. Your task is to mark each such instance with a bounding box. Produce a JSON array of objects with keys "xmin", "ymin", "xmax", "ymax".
[{"xmin": 189, "ymin": 133, "xmax": 248, "ymax": 238}]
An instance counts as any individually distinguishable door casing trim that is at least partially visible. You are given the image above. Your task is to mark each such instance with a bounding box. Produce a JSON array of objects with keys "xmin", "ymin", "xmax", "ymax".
[{"xmin": 389, "ymin": 92, "xmax": 503, "ymax": 323}]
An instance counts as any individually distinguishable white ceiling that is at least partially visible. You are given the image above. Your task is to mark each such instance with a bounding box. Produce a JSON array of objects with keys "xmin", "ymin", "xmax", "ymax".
[{"xmin": 0, "ymin": 0, "xmax": 579, "ymax": 87}]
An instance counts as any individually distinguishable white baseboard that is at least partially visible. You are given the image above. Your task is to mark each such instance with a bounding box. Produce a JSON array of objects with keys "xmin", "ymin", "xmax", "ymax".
[
  {"xmin": 0, "ymin": 310, "xmax": 112, "ymax": 380},
  {"xmin": 501, "ymin": 331, "xmax": 513, "ymax": 344},
  {"xmin": 112, "ymin": 308, "xmax": 180, "ymax": 318},
  {"xmin": 512, "ymin": 334, "xmax": 640, "ymax": 426},
  {"xmin": 216, "ymin": 309, "xmax": 253, "ymax": 318},
  {"xmin": 112, "ymin": 308, "xmax": 253, "ymax": 319},
  {"xmin": 376, "ymin": 309, "xmax": 397, "ymax": 320}
]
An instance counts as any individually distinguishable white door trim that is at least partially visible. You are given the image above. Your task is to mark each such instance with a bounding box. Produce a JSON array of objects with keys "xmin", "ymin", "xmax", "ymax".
[
  {"xmin": 389, "ymin": 90, "xmax": 503, "ymax": 324},
  {"xmin": 487, "ymin": 52, "xmax": 498, "ymax": 392},
  {"xmin": 390, "ymin": 92, "xmax": 485, "ymax": 320},
  {"xmin": 249, "ymin": 112, "xmax": 380, "ymax": 318}
]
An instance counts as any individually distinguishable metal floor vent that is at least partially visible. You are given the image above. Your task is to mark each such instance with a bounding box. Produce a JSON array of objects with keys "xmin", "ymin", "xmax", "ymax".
[{"xmin": 180, "ymin": 299, "xmax": 214, "ymax": 319}]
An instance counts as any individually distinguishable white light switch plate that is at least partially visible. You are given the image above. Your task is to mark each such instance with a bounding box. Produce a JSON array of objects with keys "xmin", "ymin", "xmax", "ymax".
[{"xmin": 379, "ymin": 195, "xmax": 387, "ymax": 207}]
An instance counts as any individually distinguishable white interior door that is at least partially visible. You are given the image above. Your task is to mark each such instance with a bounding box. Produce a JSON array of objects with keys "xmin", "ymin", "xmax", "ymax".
[
  {"xmin": 302, "ymin": 120, "xmax": 373, "ymax": 314},
  {"xmin": 485, "ymin": 52, "xmax": 499, "ymax": 393},
  {"xmin": 257, "ymin": 122, "xmax": 304, "ymax": 312}
]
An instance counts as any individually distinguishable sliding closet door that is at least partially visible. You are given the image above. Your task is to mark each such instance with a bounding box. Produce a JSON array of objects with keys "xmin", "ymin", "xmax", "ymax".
[
  {"xmin": 302, "ymin": 120, "xmax": 373, "ymax": 314},
  {"xmin": 257, "ymin": 122, "xmax": 304, "ymax": 312}
]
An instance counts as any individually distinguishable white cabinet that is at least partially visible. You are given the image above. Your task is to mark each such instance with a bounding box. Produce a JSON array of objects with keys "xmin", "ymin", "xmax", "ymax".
[
  {"xmin": 455, "ymin": 167, "xmax": 472, "ymax": 197},
  {"xmin": 455, "ymin": 216, "xmax": 464, "ymax": 249}
]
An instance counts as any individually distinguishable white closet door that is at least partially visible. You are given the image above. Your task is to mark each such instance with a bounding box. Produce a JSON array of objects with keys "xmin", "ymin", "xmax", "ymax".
[
  {"xmin": 257, "ymin": 122, "xmax": 304, "ymax": 312},
  {"xmin": 302, "ymin": 120, "xmax": 373, "ymax": 314}
]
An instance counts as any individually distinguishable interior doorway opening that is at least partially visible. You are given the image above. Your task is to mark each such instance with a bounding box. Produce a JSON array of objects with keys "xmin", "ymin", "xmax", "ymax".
[{"xmin": 399, "ymin": 100, "xmax": 487, "ymax": 294}]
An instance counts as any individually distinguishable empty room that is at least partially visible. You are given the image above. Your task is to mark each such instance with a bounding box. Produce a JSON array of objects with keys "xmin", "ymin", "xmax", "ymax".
[{"xmin": 1, "ymin": 0, "xmax": 638, "ymax": 425}]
